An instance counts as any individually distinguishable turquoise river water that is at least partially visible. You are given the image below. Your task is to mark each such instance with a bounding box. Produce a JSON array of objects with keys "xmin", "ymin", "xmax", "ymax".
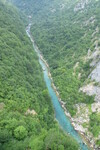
[{"xmin": 26, "ymin": 23, "xmax": 89, "ymax": 150}]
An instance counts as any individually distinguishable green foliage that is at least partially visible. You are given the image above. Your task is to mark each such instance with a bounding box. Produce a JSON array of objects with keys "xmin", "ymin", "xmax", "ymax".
[
  {"xmin": 89, "ymin": 113, "xmax": 100, "ymax": 137},
  {"xmin": 0, "ymin": 1, "xmax": 80, "ymax": 149},
  {"xmin": 9, "ymin": 1, "xmax": 100, "ymax": 148},
  {"xmin": 96, "ymin": 140, "xmax": 100, "ymax": 147},
  {"xmin": 44, "ymin": 129, "xmax": 79, "ymax": 150},
  {"xmin": 14, "ymin": 126, "xmax": 28, "ymax": 140},
  {"xmin": 29, "ymin": 128, "xmax": 79, "ymax": 150},
  {"xmin": 11, "ymin": 0, "xmax": 100, "ymax": 116},
  {"xmin": 0, "ymin": 129, "xmax": 12, "ymax": 143}
]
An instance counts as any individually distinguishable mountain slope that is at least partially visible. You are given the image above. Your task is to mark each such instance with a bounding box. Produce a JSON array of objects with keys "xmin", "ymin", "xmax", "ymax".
[
  {"xmin": 0, "ymin": 1, "xmax": 79, "ymax": 150},
  {"xmin": 11, "ymin": 0, "xmax": 100, "ymax": 148},
  {"xmin": 11, "ymin": 0, "xmax": 100, "ymax": 114}
]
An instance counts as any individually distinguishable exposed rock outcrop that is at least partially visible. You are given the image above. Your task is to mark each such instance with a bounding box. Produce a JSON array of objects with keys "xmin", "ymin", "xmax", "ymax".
[
  {"xmin": 25, "ymin": 109, "xmax": 37, "ymax": 116},
  {"xmin": 80, "ymin": 84, "xmax": 100, "ymax": 102},
  {"xmin": 74, "ymin": 0, "xmax": 91, "ymax": 12}
]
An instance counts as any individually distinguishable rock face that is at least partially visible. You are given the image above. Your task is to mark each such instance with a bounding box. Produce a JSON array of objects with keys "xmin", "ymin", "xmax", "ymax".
[
  {"xmin": 71, "ymin": 103, "xmax": 100, "ymax": 149},
  {"xmin": 80, "ymin": 84, "xmax": 100, "ymax": 102},
  {"xmin": 25, "ymin": 109, "xmax": 37, "ymax": 116},
  {"xmin": 71, "ymin": 103, "xmax": 90, "ymax": 133},
  {"xmin": 74, "ymin": 0, "xmax": 90, "ymax": 12},
  {"xmin": 91, "ymin": 102, "xmax": 100, "ymax": 113},
  {"xmin": 90, "ymin": 62, "xmax": 100, "ymax": 82},
  {"xmin": 89, "ymin": 38, "xmax": 100, "ymax": 82}
]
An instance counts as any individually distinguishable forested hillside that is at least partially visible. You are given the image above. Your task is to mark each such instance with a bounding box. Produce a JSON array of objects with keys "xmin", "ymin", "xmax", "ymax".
[
  {"xmin": 0, "ymin": 1, "xmax": 79, "ymax": 150},
  {"xmin": 11, "ymin": 0, "xmax": 100, "ymax": 148},
  {"xmin": 11, "ymin": 0, "xmax": 100, "ymax": 114}
]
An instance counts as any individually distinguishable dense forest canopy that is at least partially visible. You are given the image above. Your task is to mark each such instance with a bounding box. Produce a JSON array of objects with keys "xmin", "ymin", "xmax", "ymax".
[
  {"xmin": 0, "ymin": 0, "xmax": 79, "ymax": 150},
  {"xmin": 10, "ymin": 0, "xmax": 100, "ymax": 147},
  {"xmin": 11, "ymin": 0, "xmax": 100, "ymax": 115}
]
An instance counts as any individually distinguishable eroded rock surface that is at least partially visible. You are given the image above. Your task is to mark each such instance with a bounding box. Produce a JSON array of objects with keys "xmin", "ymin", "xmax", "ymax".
[
  {"xmin": 90, "ymin": 62, "xmax": 100, "ymax": 82},
  {"xmin": 25, "ymin": 109, "xmax": 37, "ymax": 116},
  {"xmin": 74, "ymin": 0, "xmax": 91, "ymax": 12},
  {"xmin": 80, "ymin": 84, "xmax": 100, "ymax": 102},
  {"xmin": 91, "ymin": 102, "xmax": 100, "ymax": 113}
]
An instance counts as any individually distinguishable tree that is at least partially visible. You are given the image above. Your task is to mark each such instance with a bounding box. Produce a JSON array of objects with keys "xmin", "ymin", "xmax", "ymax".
[
  {"xmin": 58, "ymin": 145, "xmax": 64, "ymax": 150},
  {"xmin": 0, "ymin": 129, "xmax": 12, "ymax": 143},
  {"xmin": 14, "ymin": 126, "xmax": 28, "ymax": 140}
]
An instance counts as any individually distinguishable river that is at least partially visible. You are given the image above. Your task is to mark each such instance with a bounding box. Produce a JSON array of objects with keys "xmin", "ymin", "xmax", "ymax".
[{"xmin": 26, "ymin": 23, "xmax": 89, "ymax": 150}]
